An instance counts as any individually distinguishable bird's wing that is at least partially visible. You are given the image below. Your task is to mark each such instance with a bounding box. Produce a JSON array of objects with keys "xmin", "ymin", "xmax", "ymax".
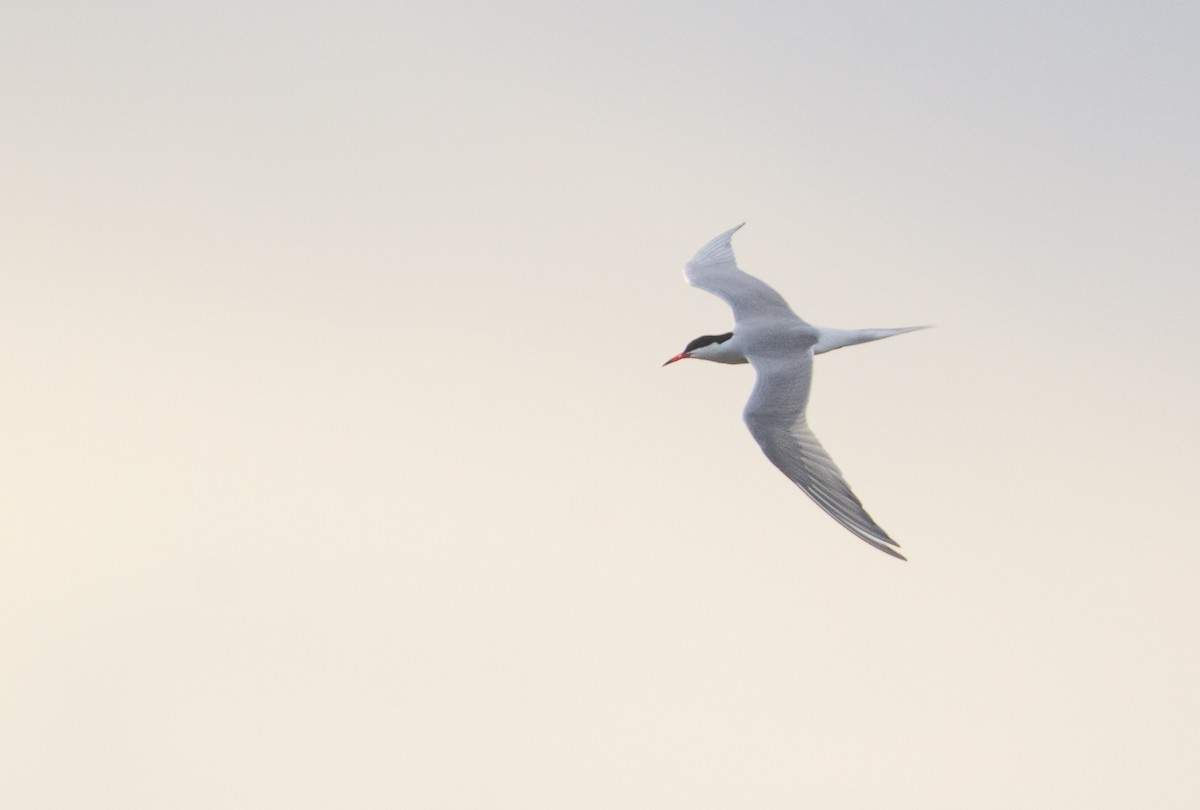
[
  {"xmin": 742, "ymin": 352, "xmax": 905, "ymax": 560},
  {"xmin": 684, "ymin": 224, "xmax": 807, "ymax": 325}
]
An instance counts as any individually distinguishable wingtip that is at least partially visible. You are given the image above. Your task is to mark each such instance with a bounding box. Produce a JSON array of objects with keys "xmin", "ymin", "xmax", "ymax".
[
  {"xmin": 711, "ymin": 222, "xmax": 746, "ymax": 243},
  {"xmin": 686, "ymin": 223, "xmax": 748, "ymax": 271},
  {"xmin": 866, "ymin": 530, "xmax": 906, "ymax": 560}
]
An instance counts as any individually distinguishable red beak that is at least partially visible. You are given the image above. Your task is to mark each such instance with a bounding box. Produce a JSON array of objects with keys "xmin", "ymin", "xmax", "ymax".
[{"xmin": 662, "ymin": 353, "xmax": 689, "ymax": 366}]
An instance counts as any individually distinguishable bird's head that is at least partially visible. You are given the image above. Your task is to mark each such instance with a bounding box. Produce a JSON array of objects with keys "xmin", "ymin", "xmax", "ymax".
[{"xmin": 663, "ymin": 332, "xmax": 742, "ymax": 365}]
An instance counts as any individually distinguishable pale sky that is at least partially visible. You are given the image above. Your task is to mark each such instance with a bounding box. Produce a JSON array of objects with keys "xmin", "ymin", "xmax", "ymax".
[{"xmin": 3, "ymin": 1, "xmax": 1199, "ymax": 808}]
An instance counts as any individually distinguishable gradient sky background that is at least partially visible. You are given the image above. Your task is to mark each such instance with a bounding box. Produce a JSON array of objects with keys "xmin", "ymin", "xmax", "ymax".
[{"xmin": 4, "ymin": 1, "xmax": 1199, "ymax": 807}]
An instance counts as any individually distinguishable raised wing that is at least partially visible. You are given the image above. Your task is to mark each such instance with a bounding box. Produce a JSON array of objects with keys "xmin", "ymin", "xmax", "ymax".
[
  {"xmin": 684, "ymin": 224, "xmax": 805, "ymax": 325},
  {"xmin": 742, "ymin": 353, "xmax": 905, "ymax": 560}
]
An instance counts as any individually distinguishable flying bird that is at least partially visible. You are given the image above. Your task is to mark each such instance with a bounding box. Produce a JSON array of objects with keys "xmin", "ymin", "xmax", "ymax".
[{"xmin": 664, "ymin": 224, "xmax": 926, "ymax": 560}]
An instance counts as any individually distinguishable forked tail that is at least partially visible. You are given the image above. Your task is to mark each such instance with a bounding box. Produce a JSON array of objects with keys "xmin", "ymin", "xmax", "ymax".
[{"xmin": 812, "ymin": 325, "xmax": 930, "ymax": 354}]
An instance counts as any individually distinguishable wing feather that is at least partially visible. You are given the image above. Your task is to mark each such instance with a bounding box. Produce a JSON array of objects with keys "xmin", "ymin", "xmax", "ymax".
[
  {"xmin": 684, "ymin": 224, "xmax": 805, "ymax": 325},
  {"xmin": 742, "ymin": 354, "xmax": 905, "ymax": 560}
]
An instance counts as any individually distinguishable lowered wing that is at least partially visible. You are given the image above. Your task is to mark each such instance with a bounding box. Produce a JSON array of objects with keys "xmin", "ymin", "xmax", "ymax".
[{"xmin": 742, "ymin": 352, "xmax": 905, "ymax": 560}]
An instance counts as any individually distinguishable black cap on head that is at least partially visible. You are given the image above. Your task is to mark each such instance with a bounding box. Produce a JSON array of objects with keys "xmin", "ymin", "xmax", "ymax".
[{"xmin": 684, "ymin": 332, "xmax": 734, "ymax": 353}]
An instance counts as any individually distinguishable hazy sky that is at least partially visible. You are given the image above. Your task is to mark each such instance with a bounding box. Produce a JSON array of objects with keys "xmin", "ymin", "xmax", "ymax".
[{"xmin": 4, "ymin": 2, "xmax": 1199, "ymax": 807}]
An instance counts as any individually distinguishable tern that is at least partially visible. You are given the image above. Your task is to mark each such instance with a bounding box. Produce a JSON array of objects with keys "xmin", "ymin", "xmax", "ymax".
[{"xmin": 664, "ymin": 224, "xmax": 925, "ymax": 560}]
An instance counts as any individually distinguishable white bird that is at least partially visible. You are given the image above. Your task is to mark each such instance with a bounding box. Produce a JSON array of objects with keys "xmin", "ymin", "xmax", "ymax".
[{"xmin": 663, "ymin": 224, "xmax": 926, "ymax": 560}]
